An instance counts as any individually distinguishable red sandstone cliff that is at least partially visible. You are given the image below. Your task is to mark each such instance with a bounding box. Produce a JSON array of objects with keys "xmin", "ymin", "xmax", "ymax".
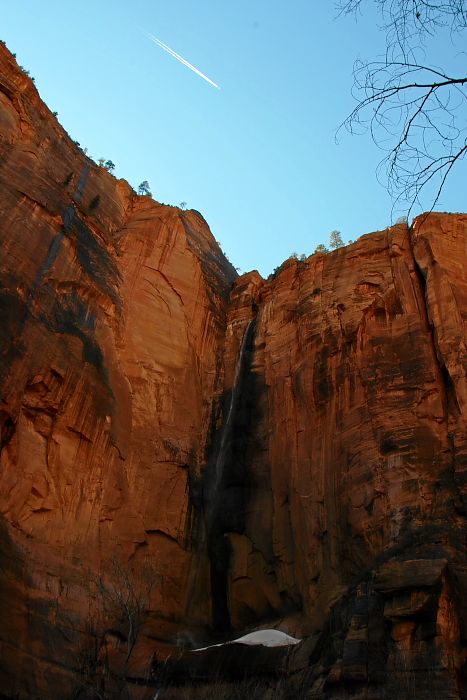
[
  {"xmin": 0, "ymin": 44, "xmax": 237, "ymax": 695},
  {"xmin": 0, "ymin": 44, "xmax": 466, "ymax": 698}
]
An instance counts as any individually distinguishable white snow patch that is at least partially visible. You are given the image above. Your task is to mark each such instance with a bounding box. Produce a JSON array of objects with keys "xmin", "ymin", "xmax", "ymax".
[
  {"xmin": 231, "ymin": 630, "xmax": 301, "ymax": 647},
  {"xmin": 192, "ymin": 629, "xmax": 301, "ymax": 652}
]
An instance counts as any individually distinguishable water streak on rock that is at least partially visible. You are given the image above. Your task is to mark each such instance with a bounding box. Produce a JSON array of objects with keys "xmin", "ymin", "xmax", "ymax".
[{"xmin": 213, "ymin": 319, "xmax": 254, "ymax": 498}]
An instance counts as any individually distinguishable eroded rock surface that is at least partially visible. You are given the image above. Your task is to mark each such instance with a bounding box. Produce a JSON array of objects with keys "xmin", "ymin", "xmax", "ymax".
[
  {"xmin": 0, "ymin": 44, "xmax": 466, "ymax": 698},
  {"xmin": 0, "ymin": 44, "xmax": 236, "ymax": 697}
]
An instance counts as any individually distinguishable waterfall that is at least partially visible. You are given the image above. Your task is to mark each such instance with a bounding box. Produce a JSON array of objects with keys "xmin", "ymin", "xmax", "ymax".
[
  {"xmin": 204, "ymin": 317, "xmax": 255, "ymax": 632},
  {"xmin": 212, "ymin": 319, "xmax": 254, "ymax": 497}
]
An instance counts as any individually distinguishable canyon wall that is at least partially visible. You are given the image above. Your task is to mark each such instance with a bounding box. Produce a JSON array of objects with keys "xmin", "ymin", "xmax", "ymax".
[
  {"xmin": 0, "ymin": 44, "xmax": 237, "ymax": 696},
  {"xmin": 0, "ymin": 45, "xmax": 465, "ymax": 698},
  {"xmin": 215, "ymin": 215, "xmax": 466, "ymax": 698}
]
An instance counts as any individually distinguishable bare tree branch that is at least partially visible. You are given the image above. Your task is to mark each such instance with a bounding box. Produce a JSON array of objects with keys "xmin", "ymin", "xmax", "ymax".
[
  {"xmin": 75, "ymin": 556, "xmax": 158, "ymax": 699},
  {"xmin": 336, "ymin": 0, "xmax": 467, "ymax": 215}
]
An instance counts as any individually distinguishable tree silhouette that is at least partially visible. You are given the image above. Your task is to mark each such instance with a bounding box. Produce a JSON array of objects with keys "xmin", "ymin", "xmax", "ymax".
[
  {"xmin": 104, "ymin": 160, "xmax": 115, "ymax": 173},
  {"xmin": 338, "ymin": 0, "xmax": 467, "ymax": 213},
  {"xmin": 314, "ymin": 243, "xmax": 329, "ymax": 254},
  {"xmin": 329, "ymin": 230, "xmax": 344, "ymax": 249},
  {"xmin": 138, "ymin": 180, "xmax": 152, "ymax": 196}
]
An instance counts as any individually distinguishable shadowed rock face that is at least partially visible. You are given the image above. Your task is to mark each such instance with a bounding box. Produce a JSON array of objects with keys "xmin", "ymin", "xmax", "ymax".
[{"xmin": 0, "ymin": 44, "xmax": 466, "ymax": 698}]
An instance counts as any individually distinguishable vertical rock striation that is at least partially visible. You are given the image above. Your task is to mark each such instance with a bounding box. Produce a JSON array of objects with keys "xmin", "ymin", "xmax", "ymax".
[{"xmin": 0, "ymin": 44, "xmax": 237, "ymax": 697}]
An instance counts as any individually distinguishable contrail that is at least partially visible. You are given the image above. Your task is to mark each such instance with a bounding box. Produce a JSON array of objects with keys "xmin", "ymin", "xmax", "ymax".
[{"xmin": 145, "ymin": 32, "xmax": 220, "ymax": 89}]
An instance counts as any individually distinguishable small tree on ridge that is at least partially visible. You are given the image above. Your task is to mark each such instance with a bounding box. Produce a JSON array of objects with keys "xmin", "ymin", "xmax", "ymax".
[
  {"xmin": 138, "ymin": 180, "xmax": 152, "ymax": 196},
  {"xmin": 329, "ymin": 230, "xmax": 344, "ymax": 249}
]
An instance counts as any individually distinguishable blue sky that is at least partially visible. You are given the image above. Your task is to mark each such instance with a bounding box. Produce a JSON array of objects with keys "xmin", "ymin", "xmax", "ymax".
[{"xmin": 2, "ymin": 1, "xmax": 465, "ymax": 276}]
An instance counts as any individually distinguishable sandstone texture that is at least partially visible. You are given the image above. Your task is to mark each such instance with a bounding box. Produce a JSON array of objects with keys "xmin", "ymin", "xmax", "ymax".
[
  {"xmin": 0, "ymin": 44, "xmax": 236, "ymax": 697},
  {"xmin": 0, "ymin": 44, "xmax": 466, "ymax": 698}
]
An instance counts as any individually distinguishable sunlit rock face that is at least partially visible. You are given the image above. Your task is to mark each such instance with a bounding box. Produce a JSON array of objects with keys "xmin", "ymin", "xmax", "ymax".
[
  {"xmin": 0, "ymin": 44, "xmax": 237, "ymax": 696},
  {"xmin": 226, "ymin": 214, "xmax": 466, "ymax": 630},
  {"xmin": 0, "ymin": 43, "xmax": 466, "ymax": 698},
  {"xmin": 211, "ymin": 215, "xmax": 466, "ymax": 697}
]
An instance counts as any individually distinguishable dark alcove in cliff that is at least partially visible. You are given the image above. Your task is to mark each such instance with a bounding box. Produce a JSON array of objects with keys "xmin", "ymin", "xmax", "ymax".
[{"xmin": 203, "ymin": 320, "xmax": 261, "ymax": 633}]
